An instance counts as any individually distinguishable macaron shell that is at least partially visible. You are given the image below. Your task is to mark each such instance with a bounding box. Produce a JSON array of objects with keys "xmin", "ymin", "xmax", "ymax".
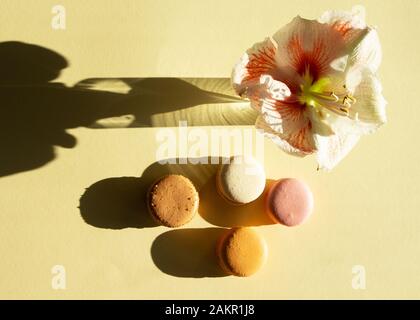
[
  {"xmin": 215, "ymin": 169, "xmax": 245, "ymax": 206},
  {"xmin": 217, "ymin": 155, "xmax": 266, "ymax": 204},
  {"xmin": 266, "ymin": 178, "xmax": 314, "ymax": 227},
  {"xmin": 216, "ymin": 228, "xmax": 236, "ymax": 275},
  {"xmin": 147, "ymin": 175, "xmax": 199, "ymax": 228},
  {"xmin": 217, "ymin": 227, "xmax": 267, "ymax": 277}
]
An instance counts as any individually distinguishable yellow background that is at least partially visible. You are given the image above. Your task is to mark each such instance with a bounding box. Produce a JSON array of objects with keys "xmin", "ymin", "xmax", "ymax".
[{"xmin": 0, "ymin": 0, "xmax": 419, "ymax": 299}]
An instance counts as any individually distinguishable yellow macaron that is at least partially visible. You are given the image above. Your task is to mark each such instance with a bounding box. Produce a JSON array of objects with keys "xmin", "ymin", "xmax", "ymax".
[{"xmin": 216, "ymin": 227, "xmax": 268, "ymax": 277}]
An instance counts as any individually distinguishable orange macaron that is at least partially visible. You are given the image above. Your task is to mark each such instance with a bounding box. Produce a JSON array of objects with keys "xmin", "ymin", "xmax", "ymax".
[
  {"xmin": 216, "ymin": 227, "xmax": 268, "ymax": 277},
  {"xmin": 147, "ymin": 174, "xmax": 199, "ymax": 228}
]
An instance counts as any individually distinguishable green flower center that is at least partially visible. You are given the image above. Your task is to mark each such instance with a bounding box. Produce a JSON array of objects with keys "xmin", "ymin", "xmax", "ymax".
[{"xmin": 298, "ymin": 69, "xmax": 356, "ymax": 117}]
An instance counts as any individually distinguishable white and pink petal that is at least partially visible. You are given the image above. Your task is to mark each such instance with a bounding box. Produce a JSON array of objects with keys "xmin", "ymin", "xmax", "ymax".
[
  {"xmin": 346, "ymin": 28, "xmax": 382, "ymax": 74},
  {"xmin": 313, "ymin": 130, "xmax": 361, "ymax": 170},
  {"xmin": 257, "ymin": 101, "xmax": 316, "ymax": 154},
  {"xmin": 346, "ymin": 69, "xmax": 387, "ymax": 130},
  {"xmin": 255, "ymin": 116, "xmax": 312, "ymax": 156},
  {"xmin": 232, "ymin": 37, "xmax": 278, "ymax": 99},
  {"xmin": 318, "ymin": 6, "xmax": 367, "ymax": 31},
  {"xmin": 272, "ymin": 15, "xmax": 367, "ymax": 82},
  {"xmin": 319, "ymin": 6, "xmax": 381, "ymax": 73}
]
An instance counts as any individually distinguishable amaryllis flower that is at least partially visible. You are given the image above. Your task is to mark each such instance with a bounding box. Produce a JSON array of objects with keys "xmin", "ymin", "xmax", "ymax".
[{"xmin": 232, "ymin": 6, "xmax": 386, "ymax": 170}]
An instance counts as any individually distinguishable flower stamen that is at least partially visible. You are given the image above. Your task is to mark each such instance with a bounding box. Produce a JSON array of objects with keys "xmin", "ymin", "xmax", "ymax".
[
  {"xmin": 330, "ymin": 92, "xmax": 339, "ymax": 102},
  {"xmin": 299, "ymin": 73, "xmax": 356, "ymax": 118}
]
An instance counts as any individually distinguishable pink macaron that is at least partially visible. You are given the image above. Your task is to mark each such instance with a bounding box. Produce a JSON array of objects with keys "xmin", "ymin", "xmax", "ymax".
[{"xmin": 265, "ymin": 178, "xmax": 314, "ymax": 226}]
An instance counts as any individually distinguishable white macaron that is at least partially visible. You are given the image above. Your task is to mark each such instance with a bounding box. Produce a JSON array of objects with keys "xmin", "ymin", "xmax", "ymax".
[{"xmin": 216, "ymin": 155, "xmax": 266, "ymax": 205}]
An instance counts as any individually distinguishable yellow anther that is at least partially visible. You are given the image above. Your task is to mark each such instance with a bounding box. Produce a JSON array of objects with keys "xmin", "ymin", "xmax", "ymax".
[
  {"xmin": 330, "ymin": 92, "xmax": 339, "ymax": 102},
  {"xmin": 339, "ymin": 107, "xmax": 350, "ymax": 115},
  {"xmin": 342, "ymin": 95, "xmax": 356, "ymax": 108}
]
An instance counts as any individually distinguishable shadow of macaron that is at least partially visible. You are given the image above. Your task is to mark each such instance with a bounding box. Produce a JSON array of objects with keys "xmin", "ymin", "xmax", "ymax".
[
  {"xmin": 199, "ymin": 177, "xmax": 276, "ymax": 227},
  {"xmin": 150, "ymin": 227, "xmax": 228, "ymax": 278},
  {"xmin": 79, "ymin": 157, "xmax": 221, "ymax": 229},
  {"xmin": 79, "ymin": 176, "xmax": 159, "ymax": 229}
]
